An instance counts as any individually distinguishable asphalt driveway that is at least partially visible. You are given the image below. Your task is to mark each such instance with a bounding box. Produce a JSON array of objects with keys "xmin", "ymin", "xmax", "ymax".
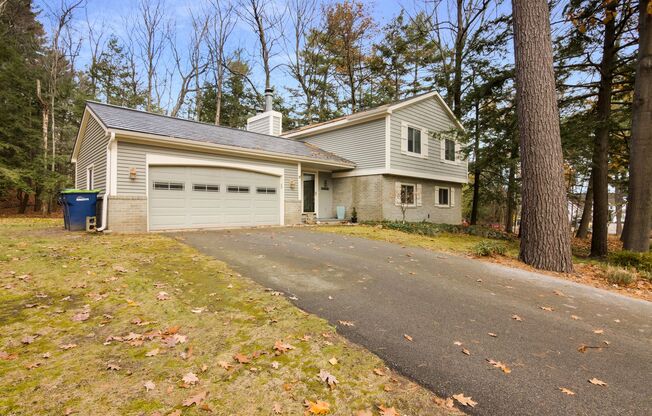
[{"xmin": 176, "ymin": 227, "xmax": 652, "ymax": 416}]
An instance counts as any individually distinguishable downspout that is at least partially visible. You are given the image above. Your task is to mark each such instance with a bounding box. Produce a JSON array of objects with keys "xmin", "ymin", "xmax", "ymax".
[{"xmin": 97, "ymin": 131, "xmax": 115, "ymax": 232}]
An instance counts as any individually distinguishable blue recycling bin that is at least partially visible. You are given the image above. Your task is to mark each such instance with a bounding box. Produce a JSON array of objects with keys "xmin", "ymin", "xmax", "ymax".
[{"xmin": 58, "ymin": 190, "xmax": 99, "ymax": 231}]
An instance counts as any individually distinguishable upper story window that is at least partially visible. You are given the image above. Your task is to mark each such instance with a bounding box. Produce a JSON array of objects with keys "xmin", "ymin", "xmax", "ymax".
[
  {"xmin": 445, "ymin": 139, "xmax": 456, "ymax": 161},
  {"xmin": 407, "ymin": 127, "xmax": 421, "ymax": 154}
]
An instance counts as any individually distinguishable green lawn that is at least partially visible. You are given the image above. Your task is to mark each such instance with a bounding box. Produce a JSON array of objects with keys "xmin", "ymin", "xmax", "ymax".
[{"xmin": 0, "ymin": 218, "xmax": 457, "ymax": 415}]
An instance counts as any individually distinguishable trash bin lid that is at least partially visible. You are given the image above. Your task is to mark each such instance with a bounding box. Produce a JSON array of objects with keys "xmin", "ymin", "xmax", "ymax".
[{"xmin": 60, "ymin": 189, "xmax": 101, "ymax": 194}]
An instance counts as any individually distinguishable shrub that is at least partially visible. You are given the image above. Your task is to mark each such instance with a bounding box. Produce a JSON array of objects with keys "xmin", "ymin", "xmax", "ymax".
[
  {"xmin": 473, "ymin": 240, "xmax": 507, "ymax": 257},
  {"xmin": 361, "ymin": 221, "xmax": 514, "ymax": 241},
  {"xmin": 604, "ymin": 267, "xmax": 637, "ymax": 286},
  {"xmin": 608, "ymin": 251, "xmax": 652, "ymax": 274}
]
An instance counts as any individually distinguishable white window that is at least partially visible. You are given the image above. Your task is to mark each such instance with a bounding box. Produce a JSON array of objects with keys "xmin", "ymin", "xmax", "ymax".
[
  {"xmin": 154, "ymin": 181, "xmax": 184, "ymax": 191},
  {"xmin": 394, "ymin": 182, "xmax": 422, "ymax": 207},
  {"xmin": 86, "ymin": 165, "xmax": 94, "ymax": 190},
  {"xmin": 407, "ymin": 127, "xmax": 421, "ymax": 154},
  {"xmin": 401, "ymin": 122, "xmax": 428, "ymax": 158},
  {"xmin": 445, "ymin": 139, "xmax": 456, "ymax": 161},
  {"xmin": 256, "ymin": 187, "xmax": 276, "ymax": 194},
  {"xmin": 227, "ymin": 185, "xmax": 249, "ymax": 193},
  {"xmin": 435, "ymin": 186, "xmax": 455, "ymax": 207},
  {"xmin": 193, "ymin": 184, "xmax": 220, "ymax": 192}
]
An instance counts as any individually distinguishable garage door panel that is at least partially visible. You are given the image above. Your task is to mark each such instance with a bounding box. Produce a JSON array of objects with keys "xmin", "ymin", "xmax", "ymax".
[{"xmin": 149, "ymin": 166, "xmax": 280, "ymax": 230}]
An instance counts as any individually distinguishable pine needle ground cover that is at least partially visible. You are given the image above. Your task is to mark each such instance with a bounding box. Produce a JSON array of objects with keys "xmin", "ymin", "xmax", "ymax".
[{"xmin": 0, "ymin": 218, "xmax": 457, "ymax": 415}]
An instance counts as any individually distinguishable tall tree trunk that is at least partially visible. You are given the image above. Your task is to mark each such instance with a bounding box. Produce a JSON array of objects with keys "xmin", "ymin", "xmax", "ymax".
[
  {"xmin": 623, "ymin": 2, "xmax": 652, "ymax": 252},
  {"xmin": 576, "ymin": 173, "xmax": 593, "ymax": 238},
  {"xmin": 470, "ymin": 97, "xmax": 481, "ymax": 225},
  {"xmin": 19, "ymin": 191, "xmax": 29, "ymax": 214},
  {"xmin": 511, "ymin": 0, "xmax": 573, "ymax": 272},
  {"xmin": 590, "ymin": 3, "xmax": 617, "ymax": 257}
]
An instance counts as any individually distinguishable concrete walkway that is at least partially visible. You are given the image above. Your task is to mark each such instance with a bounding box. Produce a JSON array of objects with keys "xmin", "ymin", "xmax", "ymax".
[{"xmin": 176, "ymin": 227, "xmax": 652, "ymax": 416}]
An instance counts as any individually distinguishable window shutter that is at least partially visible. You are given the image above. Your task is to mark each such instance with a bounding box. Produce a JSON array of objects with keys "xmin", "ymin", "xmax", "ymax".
[
  {"xmin": 455, "ymin": 142, "xmax": 461, "ymax": 163},
  {"xmin": 422, "ymin": 131, "xmax": 429, "ymax": 158},
  {"xmin": 401, "ymin": 122, "xmax": 408, "ymax": 154},
  {"xmin": 416, "ymin": 184, "xmax": 422, "ymax": 206},
  {"xmin": 440, "ymin": 138, "xmax": 445, "ymax": 160},
  {"xmin": 450, "ymin": 187, "xmax": 455, "ymax": 207},
  {"xmin": 395, "ymin": 182, "xmax": 402, "ymax": 205},
  {"xmin": 434, "ymin": 186, "xmax": 440, "ymax": 205}
]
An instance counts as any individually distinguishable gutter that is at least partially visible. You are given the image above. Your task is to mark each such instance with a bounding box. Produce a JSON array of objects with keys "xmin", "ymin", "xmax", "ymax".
[{"xmin": 97, "ymin": 131, "xmax": 115, "ymax": 232}]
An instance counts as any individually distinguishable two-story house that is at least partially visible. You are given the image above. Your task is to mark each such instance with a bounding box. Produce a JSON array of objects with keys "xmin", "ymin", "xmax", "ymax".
[{"xmin": 71, "ymin": 90, "xmax": 466, "ymax": 232}]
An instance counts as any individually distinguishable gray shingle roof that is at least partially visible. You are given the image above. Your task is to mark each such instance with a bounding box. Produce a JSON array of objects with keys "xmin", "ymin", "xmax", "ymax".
[{"xmin": 86, "ymin": 102, "xmax": 354, "ymax": 166}]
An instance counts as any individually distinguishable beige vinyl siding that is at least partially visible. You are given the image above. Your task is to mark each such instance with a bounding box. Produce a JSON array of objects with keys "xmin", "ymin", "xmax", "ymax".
[
  {"xmin": 390, "ymin": 97, "xmax": 467, "ymax": 182},
  {"xmin": 301, "ymin": 118, "xmax": 385, "ymax": 169},
  {"xmin": 247, "ymin": 117, "xmax": 269, "ymax": 135},
  {"xmin": 115, "ymin": 141, "xmax": 299, "ymax": 201},
  {"xmin": 76, "ymin": 116, "xmax": 108, "ymax": 194},
  {"xmin": 272, "ymin": 115, "xmax": 281, "ymax": 135}
]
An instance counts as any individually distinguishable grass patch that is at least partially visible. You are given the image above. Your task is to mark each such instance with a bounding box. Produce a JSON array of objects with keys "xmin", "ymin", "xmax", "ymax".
[
  {"xmin": 472, "ymin": 241, "xmax": 507, "ymax": 257},
  {"xmin": 604, "ymin": 267, "xmax": 638, "ymax": 286},
  {"xmin": 0, "ymin": 219, "xmax": 455, "ymax": 415}
]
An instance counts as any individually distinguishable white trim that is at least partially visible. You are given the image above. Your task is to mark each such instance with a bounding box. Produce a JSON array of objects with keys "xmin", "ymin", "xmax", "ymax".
[
  {"xmin": 395, "ymin": 181, "xmax": 417, "ymax": 207},
  {"xmin": 403, "ymin": 124, "xmax": 427, "ymax": 159},
  {"xmin": 385, "ymin": 115, "xmax": 391, "ymax": 169},
  {"xmin": 109, "ymin": 140, "xmax": 118, "ymax": 195},
  {"xmin": 247, "ymin": 110, "xmax": 283, "ymax": 124},
  {"xmin": 297, "ymin": 163, "xmax": 302, "ymax": 201},
  {"xmin": 71, "ymin": 107, "xmax": 109, "ymax": 163},
  {"xmin": 435, "ymin": 185, "xmax": 452, "ymax": 208},
  {"xmin": 112, "ymin": 131, "xmax": 354, "ymax": 169},
  {"xmin": 283, "ymin": 91, "xmax": 464, "ymax": 138},
  {"xmin": 442, "ymin": 137, "xmax": 458, "ymax": 165},
  {"xmin": 86, "ymin": 163, "xmax": 95, "ymax": 190},
  {"xmin": 144, "ymin": 153, "xmax": 286, "ymax": 230},
  {"xmin": 301, "ymin": 170, "xmax": 318, "ymax": 215},
  {"xmin": 332, "ymin": 168, "xmax": 468, "ymax": 184}
]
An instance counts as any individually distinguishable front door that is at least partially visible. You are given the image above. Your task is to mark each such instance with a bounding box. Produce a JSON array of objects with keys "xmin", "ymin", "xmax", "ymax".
[{"xmin": 303, "ymin": 173, "xmax": 315, "ymax": 213}]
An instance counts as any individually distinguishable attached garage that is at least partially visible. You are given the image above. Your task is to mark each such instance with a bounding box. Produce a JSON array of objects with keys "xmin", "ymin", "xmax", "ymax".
[{"xmin": 148, "ymin": 166, "xmax": 281, "ymax": 230}]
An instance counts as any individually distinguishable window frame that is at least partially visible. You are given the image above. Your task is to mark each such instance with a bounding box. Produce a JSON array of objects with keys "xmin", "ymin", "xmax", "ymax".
[
  {"xmin": 193, "ymin": 184, "xmax": 220, "ymax": 192},
  {"xmin": 227, "ymin": 185, "xmax": 250, "ymax": 194},
  {"xmin": 444, "ymin": 139, "xmax": 456, "ymax": 162},
  {"xmin": 153, "ymin": 181, "xmax": 185, "ymax": 191},
  {"xmin": 399, "ymin": 183, "xmax": 416, "ymax": 207},
  {"xmin": 86, "ymin": 164, "xmax": 94, "ymax": 190},
  {"xmin": 406, "ymin": 126, "xmax": 422, "ymax": 155},
  {"xmin": 256, "ymin": 187, "xmax": 277, "ymax": 195},
  {"xmin": 437, "ymin": 187, "xmax": 450, "ymax": 207}
]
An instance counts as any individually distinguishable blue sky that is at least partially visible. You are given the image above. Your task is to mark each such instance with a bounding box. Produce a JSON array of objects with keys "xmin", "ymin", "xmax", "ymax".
[{"xmin": 34, "ymin": 0, "xmax": 513, "ymax": 113}]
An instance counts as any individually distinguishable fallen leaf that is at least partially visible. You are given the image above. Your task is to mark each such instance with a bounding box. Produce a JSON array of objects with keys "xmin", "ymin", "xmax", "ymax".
[
  {"xmin": 453, "ymin": 341, "xmax": 463, "ymax": 346},
  {"xmin": 233, "ymin": 353, "xmax": 250, "ymax": 364},
  {"xmin": 462, "ymin": 348, "xmax": 471, "ymax": 356},
  {"xmin": 60, "ymin": 343, "xmax": 78, "ymax": 350},
  {"xmin": 273, "ymin": 340, "xmax": 295, "ymax": 354},
  {"xmin": 373, "ymin": 368, "xmax": 386, "ymax": 376},
  {"xmin": 328, "ymin": 357, "xmax": 338, "ymax": 366},
  {"xmin": 271, "ymin": 361, "xmax": 279, "ymax": 369},
  {"xmin": 0, "ymin": 351, "xmax": 17, "ymax": 360},
  {"xmin": 156, "ymin": 291, "xmax": 169, "ymax": 301},
  {"xmin": 511, "ymin": 314, "xmax": 523, "ymax": 322},
  {"xmin": 378, "ymin": 405, "xmax": 399, "ymax": 416},
  {"xmin": 355, "ymin": 410, "xmax": 373, "ymax": 416},
  {"xmin": 593, "ymin": 329, "xmax": 604, "ymax": 334},
  {"xmin": 191, "ymin": 307, "xmax": 205, "ymax": 314},
  {"xmin": 487, "ymin": 359, "xmax": 511, "ymax": 373},
  {"xmin": 540, "ymin": 306, "xmax": 554, "ymax": 312},
  {"xmin": 145, "ymin": 348, "xmax": 159, "ymax": 357},
  {"xmin": 106, "ymin": 363, "xmax": 120, "ymax": 371},
  {"xmin": 453, "ymin": 393, "xmax": 477, "ymax": 407},
  {"xmin": 487, "ymin": 332, "xmax": 498, "ymax": 337},
  {"xmin": 273, "ymin": 402, "xmax": 282, "ymax": 414},
  {"xmin": 112, "ymin": 265, "xmax": 128, "ymax": 273},
  {"xmin": 559, "ymin": 387, "xmax": 575, "ymax": 395},
  {"xmin": 144, "ymin": 380, "xmax": 155, "ymax": 391},
  {"xmin": 318, "ymin": 369, "xmax": 338, "ymax": 388},
  {"xmin": 433, "ymin": 397, "xmax": 455, "ymax": 408},
  {"xmin": 571, "ymin": 315, "xmax": 581, "ymax": 320},
  {"xmin": 182, "ymin": 372, "xmax": 199, "ymax": 385},
  {"xmin": 338, "ymin": 320, "xmax": 354, "ymax": 327},
  {"xmin": 403, "ymin": 334, "xmax": 413, "ymax": 342},
  {"xmin": 588, "ymin": 378, "xmax": 607, "ymax": 386},
  {"xmin": 21, "ymin": 335, "xmax": 36, "ymax": 345},
  {"xmin": 183, "ymin": 390, "xmax": 208, "ymax": 407},
  {"xmin": 218, "ymin": 360, "xmax": 233, "ymax": 370},
  {"xmin": 26, "ymin": 362, "xmax": 42, "ymax": 370},
  {"xmin": 553, "ymin": 290, "xmax": 566, "ymax": 297},
  {"xmin": 305, "ymin": 400, "xmax": 330, "ymax": 414},
  {"xmin": 71, "ymin": 310, "xmax": 90, "ymax": 322}
]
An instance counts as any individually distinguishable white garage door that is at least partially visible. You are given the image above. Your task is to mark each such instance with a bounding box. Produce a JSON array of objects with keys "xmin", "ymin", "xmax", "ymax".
[{"xmin": 148, "ymin": 166, "xmax": 280, "ymax": 230}]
